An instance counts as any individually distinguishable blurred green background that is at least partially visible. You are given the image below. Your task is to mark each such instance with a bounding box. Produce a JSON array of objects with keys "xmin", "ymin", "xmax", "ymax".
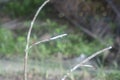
[{"xmin": 0, "ymin": 0, "xmax": 120, "ymax": 80}]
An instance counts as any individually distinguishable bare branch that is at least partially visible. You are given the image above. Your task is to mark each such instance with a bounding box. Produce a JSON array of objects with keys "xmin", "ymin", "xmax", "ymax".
[
  {"xmin": 61, "ymin": 46, "xmax": 112, "ymax": 80},
  {"xmin": 24, "ymin": 0, "xmax": 50, "ymax": 80},
  {"xmin": 29, "ymin": 34, "xmax": 67, "ymax": 49}
]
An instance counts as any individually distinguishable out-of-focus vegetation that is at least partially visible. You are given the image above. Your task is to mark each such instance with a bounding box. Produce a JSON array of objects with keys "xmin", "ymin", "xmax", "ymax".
[
  {"xmin": 0, "ymin": 0, "xmax": 120, "ymax": 80},
  {"xmin": 0, "ymin": 28, "xmax": 26, "ymax": 56},
  {"xmin": 0, "ymin": 0, "xmax": 115, "ymax": 59},
  {"xmin": 106, "ymin": 71, "xmax": 120, "ymax": 80},
  {"xmin": 3, "ymin": 0, "xmax": 52, "ymax": 18},
  {"xmin": 0, "ymin": 19, "xmax": 110, "ymax": 59},
  {"xmin": 0, "ymin": 0, "xmax": 116, "ymax": 63}
]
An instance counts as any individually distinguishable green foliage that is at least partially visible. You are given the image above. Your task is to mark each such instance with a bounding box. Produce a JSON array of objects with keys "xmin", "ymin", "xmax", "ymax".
[
  {"xmin": 0, "ymin": 20, "xmax": 111, "ymax": 58},
  {"xmin": 106, "ymin": 71, "xmax": 120, "ymax": 80},
  {"xmin": 0, "ymin": 28, "xmax": 26, "ymax": 56},
  {"xmin": 0, "ymin": 28, "xmax": 15, "ymax": 55},
  {"xmin": 4, "ymin": 0, "xmax": 50, "ymax": 18}
]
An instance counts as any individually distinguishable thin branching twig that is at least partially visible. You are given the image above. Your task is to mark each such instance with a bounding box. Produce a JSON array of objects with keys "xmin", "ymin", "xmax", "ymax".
[
  {"xmin": 29, "ymin": 34, "xmax": 67, "ymax": 49},
  {"xmin": 24, "ymin": 0, "xmax": 50, "ymax": 80},
  {"xmin": 61, "ymin": 46, "xmax": 112, "ymax": 80}
]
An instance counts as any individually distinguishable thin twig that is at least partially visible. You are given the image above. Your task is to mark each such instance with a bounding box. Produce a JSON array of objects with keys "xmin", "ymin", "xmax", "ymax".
[
  {"xmin": 24, "ymin": 0, "xmax": 50, "ymax": 80},
  {"xmin": 61, "ymin": 46, "xmax": 112, "ymax": 80},
  {"xmin": 29, "ymin": 34, "xmax": 67, "ymax": 49}
]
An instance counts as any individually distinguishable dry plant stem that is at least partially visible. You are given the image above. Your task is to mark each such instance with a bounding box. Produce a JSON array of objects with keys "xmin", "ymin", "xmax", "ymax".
[
  {"xmin": 24, "ymin": 0, "xmax": 50, "ymax": 80},
  {"xmin": 29, "ymin": 34, "xmax": 67, "ymax": 49},
  {"xmin": 61, "ymin": 46, "xmax": 112, "ymax": 80}
]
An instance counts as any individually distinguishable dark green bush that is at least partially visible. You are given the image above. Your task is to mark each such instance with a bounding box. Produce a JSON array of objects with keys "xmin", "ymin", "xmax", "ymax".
[{"xmin": 4, "ymin": 0, "xmax": 50, "ymax": 18}]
